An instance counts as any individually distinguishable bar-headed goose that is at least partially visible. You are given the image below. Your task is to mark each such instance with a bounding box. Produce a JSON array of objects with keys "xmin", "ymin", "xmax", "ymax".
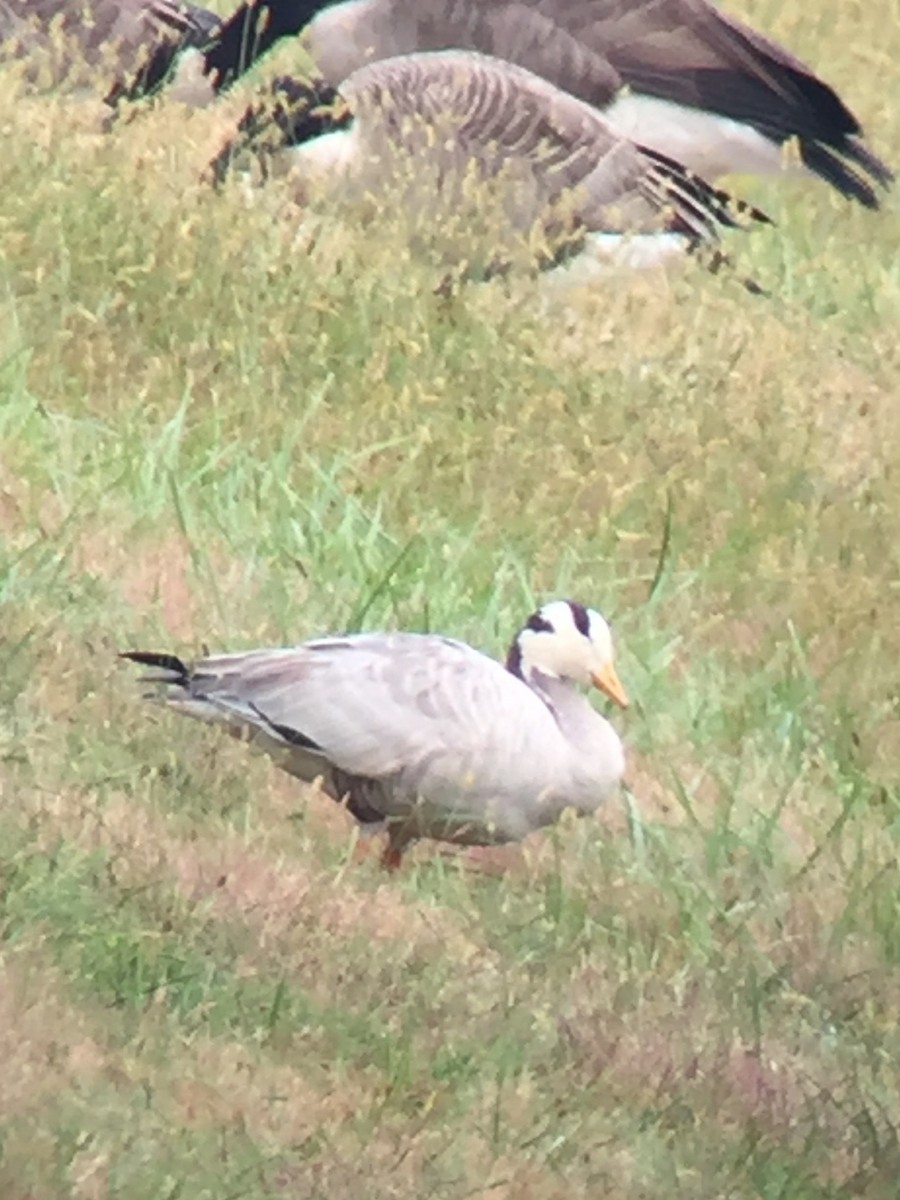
[
  {"xmin": 208, "ymin": 50, "xmax": 770, "ymax": 282},
  {"xmin": 123, "ymin": 599, "xmax": 629, "ymax": 869},
  {"xmin": 0, "ymin": 0, "xmax": 218, "ymax": 101},
  {"xmin": 179, "ymin": 0, "xmax": 892, "ymax": 208}
]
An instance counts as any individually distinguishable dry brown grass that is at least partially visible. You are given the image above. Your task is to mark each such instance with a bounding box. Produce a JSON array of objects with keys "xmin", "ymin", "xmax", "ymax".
[{"xmin": 2, "ymin": 0, "xmax": 900, "ymax": 1194}]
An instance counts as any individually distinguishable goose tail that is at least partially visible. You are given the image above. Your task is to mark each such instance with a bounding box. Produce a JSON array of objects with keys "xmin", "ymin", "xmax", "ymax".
[
  {"xmin": 800, "ymin": 136, "xmax": 894, "ymax": 210},
  {"xmin": 121, "ymin": 649, "xmax": 193, "ymax": 695},
  {"xmin": 123, "ymin": 649, "xmax": 248, "ymax": 733}
]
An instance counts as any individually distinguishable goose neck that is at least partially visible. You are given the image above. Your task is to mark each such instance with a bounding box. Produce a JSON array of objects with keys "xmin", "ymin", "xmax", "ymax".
[
  {"xmin": 527, "ymin": 670, "xmax": 593, "ymax": 734},
  {"xmin": 528, "ymin": 668, "xmax": 623, "ymax": 779}
]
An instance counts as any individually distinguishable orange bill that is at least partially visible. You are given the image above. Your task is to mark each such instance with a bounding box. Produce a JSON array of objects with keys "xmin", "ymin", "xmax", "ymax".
[{"xmin": 591, "ymin": 662, "xmax": 629, "ymax": 709}]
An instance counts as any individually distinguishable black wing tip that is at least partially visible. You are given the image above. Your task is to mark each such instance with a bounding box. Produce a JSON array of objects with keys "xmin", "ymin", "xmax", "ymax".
[
  {"xmin": 800, "ymin": 143, "xmax": 878, "ymax": 210},
  {"xmin": 120, "ymin": 650, "xmax": 190, "ymax": 678},
  {"xmin": 799, "ymin": 137, "xmax": 894, "ymax": 208},
  {"xmin": 753, "ymin": 58, "xmax": 894, "ymax": 197},
  {"xmin": 708, "ymin": 184, "xmax": 773, "ymax": 228},
  {"xmin": 639, "ymin": 145, "xmax": 773, "ymax": 237}
]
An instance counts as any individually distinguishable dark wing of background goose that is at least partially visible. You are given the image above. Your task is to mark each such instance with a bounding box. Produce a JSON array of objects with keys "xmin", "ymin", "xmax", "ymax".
[
  {"xmin": 0, "ymin": 0, "xmax": 218, "ymax": 101},
  {"xmin": 533, "ymin": 0, "xmax": 894, "ymax": 210},
  {"xmin": 176, "ymin": 0, "xmax": 892, "ymax": 208}
]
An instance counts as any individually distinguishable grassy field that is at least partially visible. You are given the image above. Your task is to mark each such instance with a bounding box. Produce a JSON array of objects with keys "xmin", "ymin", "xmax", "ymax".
[{"xmin": 2, "ymin": 2, "xmax": 900, "ymax": 1196}]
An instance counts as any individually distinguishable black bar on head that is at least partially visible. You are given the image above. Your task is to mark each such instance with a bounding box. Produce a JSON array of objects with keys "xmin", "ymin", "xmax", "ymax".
[{"xmin": 567, "ymin": 602, "xmax": 591, "ymax": 638}]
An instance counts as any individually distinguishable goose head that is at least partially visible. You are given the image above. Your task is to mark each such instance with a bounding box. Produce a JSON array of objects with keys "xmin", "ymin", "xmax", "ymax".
[{"xmin": 506, "ymin": 599, "xmax": 629, "ymax": 708}]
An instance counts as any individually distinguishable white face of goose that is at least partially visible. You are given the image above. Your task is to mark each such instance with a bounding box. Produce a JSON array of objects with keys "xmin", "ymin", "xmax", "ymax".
[{"xmin": 514, "ymin": 600, "xmax": 629, "ymax": 708}]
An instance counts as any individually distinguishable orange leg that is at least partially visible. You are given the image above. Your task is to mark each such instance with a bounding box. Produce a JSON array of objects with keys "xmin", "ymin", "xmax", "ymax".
[{"xmin": 380, "ymin": 842, "xmax": 405, "ymax": 872}]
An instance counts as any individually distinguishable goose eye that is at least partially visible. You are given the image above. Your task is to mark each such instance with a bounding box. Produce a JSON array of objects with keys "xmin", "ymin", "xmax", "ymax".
[{"xmin": 525, "ymin": 612, "xmax": 554, "ymax": 634}]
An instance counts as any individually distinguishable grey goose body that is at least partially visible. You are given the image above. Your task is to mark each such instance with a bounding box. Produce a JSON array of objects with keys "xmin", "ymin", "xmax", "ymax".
[
  {"xmin": 183, "ymin": 0, "xmax": 892, "ymax": 208},
  {"xmin": 209, "ymin": 49, "xmax": 770, "ymax": 282},
  {"xmin": 123, "ymin": 600, "xmax": 629, "ymax": 869}
]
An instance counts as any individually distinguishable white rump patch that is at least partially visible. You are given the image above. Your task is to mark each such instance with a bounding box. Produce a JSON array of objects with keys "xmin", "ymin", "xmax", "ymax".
[
  {"xmin": 287, "ymin": 123, "xmax": 362, "ymax": 185},
  {"xmin": 548, "ymin": 232, "xmax": 689, "ymax": 284},
  {"xmin": 603, "ymin": 93, "xmax": 806, "ymax": 181}
]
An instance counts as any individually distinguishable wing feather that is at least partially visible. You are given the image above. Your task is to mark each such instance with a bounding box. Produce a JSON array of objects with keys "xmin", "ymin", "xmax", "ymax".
[
  {"xmin": 127, "ymin": 634, "xmax": 564, "ymax": 795},
  {"xmin": 344, "ymin": 50, "xmax": 766, "ymax": 240},
  {"xmin": 536, "ymin": 0, "xmax": 891, "ymax": 203}
]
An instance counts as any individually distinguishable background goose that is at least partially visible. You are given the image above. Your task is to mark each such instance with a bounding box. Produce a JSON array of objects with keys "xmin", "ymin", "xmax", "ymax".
[
  {"xmin": 209, "ymin": 50, "xmax": 770, "ymax": 282},
  {"xmin": 123, "ymin": 599, "xmax": 629, "ymax": 869},
  {"xmin": 178, "ymin": 0, "xmax": 893, "ymax": 208},
  {"xmin": 0, "ymin": 0, "xmax": 218, "ymax": 101}
]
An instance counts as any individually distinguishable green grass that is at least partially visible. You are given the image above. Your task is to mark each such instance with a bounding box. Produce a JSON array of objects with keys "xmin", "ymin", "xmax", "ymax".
[{"xmin": 2, "ymin": 1, "xmax": 900, "ymax": 1195}]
